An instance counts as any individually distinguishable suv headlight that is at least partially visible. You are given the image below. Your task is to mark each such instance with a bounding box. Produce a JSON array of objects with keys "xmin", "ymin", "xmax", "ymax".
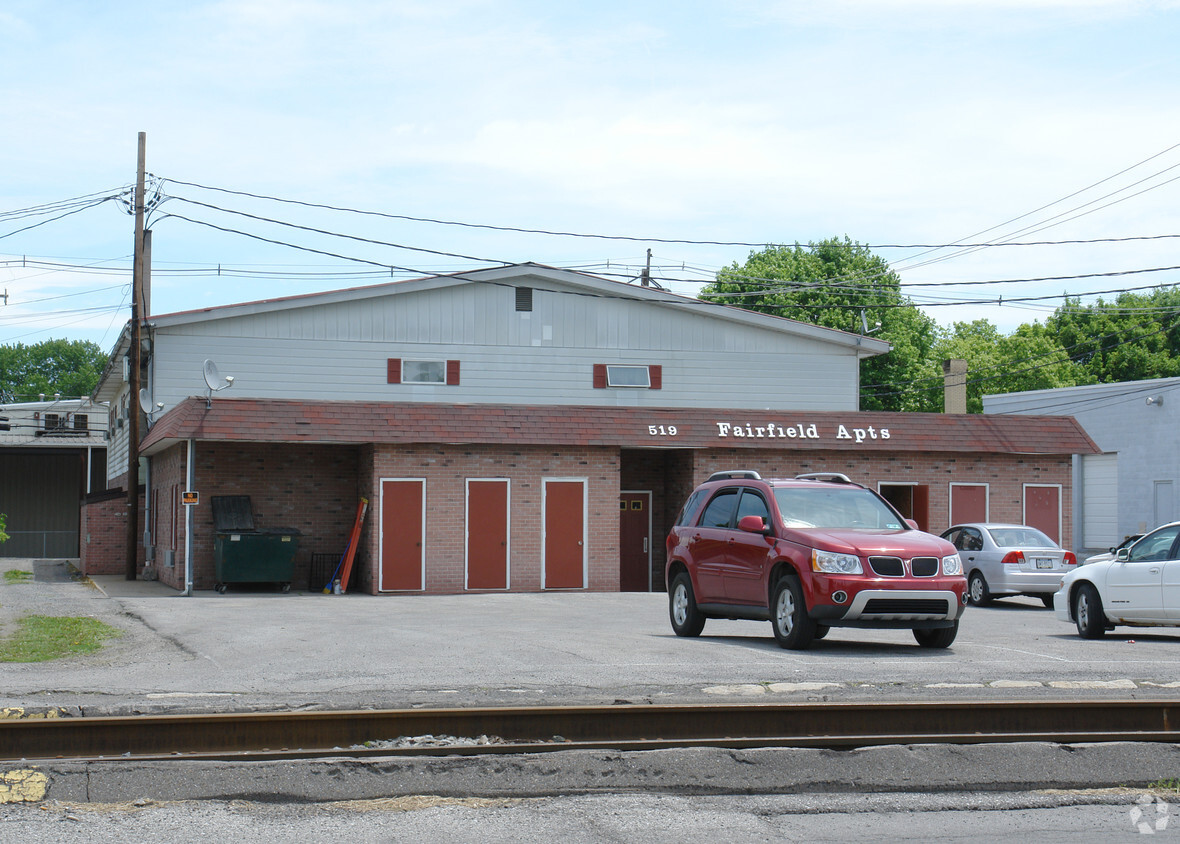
[
  {"xmin": 812, "ymin": 549, "xmax": 863, "ymax": 574},
  {"xmin": 942, "ymin": 553, "xmax": 963, "ymax": 576}
]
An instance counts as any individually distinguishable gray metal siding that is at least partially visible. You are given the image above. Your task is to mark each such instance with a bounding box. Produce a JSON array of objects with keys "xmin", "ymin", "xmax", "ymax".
[
  {"xmin": 146, "ymin": 284, "xmax": 862, "ymax": 411},
  {"xmin": 986, "ymin": 378, "xmax": 1180, "ymax": 555},
  {"xmin": 0, "ymin": 452, "xmax": 82, "ymax": 557}
]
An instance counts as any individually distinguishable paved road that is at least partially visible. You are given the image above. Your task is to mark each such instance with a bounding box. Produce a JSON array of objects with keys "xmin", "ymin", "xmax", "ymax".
[
  {"xmin": 1, "ymin": 789, "xmax": 1173, "ymax": 842},
  {"xmin": 2, "ymin": 559, "xmax": 1178, "ymax": 714},
  {"xmin": 3, "ymin": 556, "xmax": 1180, "ymax": 828}
]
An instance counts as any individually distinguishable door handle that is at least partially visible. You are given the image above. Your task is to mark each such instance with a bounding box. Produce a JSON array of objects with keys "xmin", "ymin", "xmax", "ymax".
[{"xmin": 643, "ymin": 537, "xmax": 649, "ymax": 553}]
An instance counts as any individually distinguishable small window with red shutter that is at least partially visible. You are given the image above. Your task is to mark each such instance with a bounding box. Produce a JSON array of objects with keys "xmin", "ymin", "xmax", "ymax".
[
  {"xmin": 388, "ymin": 359, "xmax": 460, "ymax": 385},
  {"xmin": 593, "ymin": 364, "xmax": 661, "ymax": 389}
]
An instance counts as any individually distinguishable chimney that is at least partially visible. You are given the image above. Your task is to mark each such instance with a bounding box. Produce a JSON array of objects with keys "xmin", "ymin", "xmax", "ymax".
[{"xmin": 943, "ymin": 359, "xmax": 968, "ymax": 414}]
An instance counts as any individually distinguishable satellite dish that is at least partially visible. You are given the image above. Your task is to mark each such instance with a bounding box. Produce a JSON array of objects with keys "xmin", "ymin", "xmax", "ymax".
[
  {"xmin": 139, "ymin": 388, "xmax": 154, "ymax": 414},
  {"xmin": 203, "ymin": 359, "xmax": 222, "ymax": 390},
  {"xmin": 202, "ymin": 359, "xmax": 235, "ymax": 408}
]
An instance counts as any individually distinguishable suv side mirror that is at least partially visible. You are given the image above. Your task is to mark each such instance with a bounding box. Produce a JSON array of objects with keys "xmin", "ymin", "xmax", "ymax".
[
  {"xmin": 738, "ymin": 514, "xmax": 769, "ymax": 534},
  {"xmin": 905, "ymin": 519, "xmax": 919, "ymax": 530},
  {"xmin": 1115, "ymin": 548, "xmax": 1130, "ymax": 562}
]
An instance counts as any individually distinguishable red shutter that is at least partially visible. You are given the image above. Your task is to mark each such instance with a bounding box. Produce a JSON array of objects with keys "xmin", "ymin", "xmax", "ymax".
[
  {"xmin": 446, "ymin": 360, "xmax": 460, "ymax": 386},
  {"xmin": 387, "ymin": 359, "xmax": 401, "ymax": 384},
  {"xmin": 593, "ymin": 364, "xmax": 607, "ymax": 388},
  {"xmin": 649, "ymin": 365, "xmax": 662, "ymax": 389}
]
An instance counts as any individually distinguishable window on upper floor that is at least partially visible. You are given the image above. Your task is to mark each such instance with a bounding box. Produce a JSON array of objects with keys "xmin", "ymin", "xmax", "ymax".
[
  {"xmin": 403, "ymin": 360, "xmax": 446, "ymax": 383},
  {"xmin": 387, "ymin": 359, "xmax": 460, "ymax": 386},
  {"xmin": 593, "ymin": 364, "xmax": 662, "ymax": 390}
]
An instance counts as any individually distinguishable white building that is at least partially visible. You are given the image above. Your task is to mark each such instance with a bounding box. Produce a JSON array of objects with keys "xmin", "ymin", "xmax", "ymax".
[{"xmin": 0, "ymin": 397, "xmax": 108, "ymax": 557}]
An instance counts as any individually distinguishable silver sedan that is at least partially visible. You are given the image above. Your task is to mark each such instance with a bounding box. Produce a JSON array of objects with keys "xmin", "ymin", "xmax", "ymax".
[{"xmin": 940, "ymin": 523, "xmax": 1077, "ymax": 607}]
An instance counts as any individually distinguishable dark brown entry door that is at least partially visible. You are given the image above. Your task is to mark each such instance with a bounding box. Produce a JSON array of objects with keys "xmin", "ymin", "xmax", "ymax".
[
  {"xmin": 544, "ymin": 479, "xmax": 585, "ymax": 589},
  {"xmin": 467, "ymin": 479, "xmax": 509, "ymax": 589},
  {"xmin": 619, "ymin": 491, "xmax": 651, "ymax": 592},
  {"xmin": 380, "ymin": 478, "xmax": 424, "ymax": 591}
]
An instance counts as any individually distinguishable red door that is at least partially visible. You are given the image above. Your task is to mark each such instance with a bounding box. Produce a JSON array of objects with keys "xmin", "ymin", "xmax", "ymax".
[
  {"xmin": 544, "ymin": 479, "xmax": 585, "ymax": 589},
  {"xmin": 467, "ymin": 479, "xmax": 509, "ymax": 589},
  {"xmin": 1025, "ymin": 485, "xmax": 1061, "ymax": 544},
  {"xmin": 619, "ymin": 491, "xmax": 651, "ymax": 592},
  {"xmin": 380, "ymin": 479, "xmax": 424, "ymax": 591},
  {"xmin": 950, "ymin": 484, "xmax": 988, "ymax": 524}
]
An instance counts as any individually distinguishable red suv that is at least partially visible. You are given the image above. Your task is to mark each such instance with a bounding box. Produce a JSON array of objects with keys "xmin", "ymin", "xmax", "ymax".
[{"xmin": 665, "ymin": 471, "xmax": 968, "ymax": 649}]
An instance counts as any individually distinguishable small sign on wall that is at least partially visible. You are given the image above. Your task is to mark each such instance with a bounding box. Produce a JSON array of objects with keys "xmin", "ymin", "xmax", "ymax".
[{"xmin": 182, "ymin": 491, "xmax": 199, "ymax": 506}]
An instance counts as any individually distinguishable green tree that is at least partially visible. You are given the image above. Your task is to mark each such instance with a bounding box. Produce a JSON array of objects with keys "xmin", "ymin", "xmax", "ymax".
[
  {"xmin": 0, "ymin": 338, "xmax": 107, "ymax": 401},
  {"xmin": 1047, "ymin": 288, "xmax": 1180, "ymax": 384},
  {"xmin": 930, "ymin": 320, "xmax": 1090, "ymax": 413},
  {"xmin": 702, "ymin": 238, "xmax": 940, "ymax": 411},
  {"xmin": 0, "ymin": 514, "xmax": 8, "ymax": 544}
]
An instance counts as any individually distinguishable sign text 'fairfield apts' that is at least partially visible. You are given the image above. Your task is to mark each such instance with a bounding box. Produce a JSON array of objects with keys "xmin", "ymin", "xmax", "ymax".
[
  {"xmin": 716, "ymin": 421, "xmax": 891, "ymax": 443},
  {"xmin": 645, "ymin": 421, "xmax": 892, "ymax": 444}
]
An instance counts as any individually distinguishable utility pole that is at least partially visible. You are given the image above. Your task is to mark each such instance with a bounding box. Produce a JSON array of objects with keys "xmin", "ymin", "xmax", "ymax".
[{"xmin": 126, "ymin": 132, "xmax": 145, "ymax": 580}]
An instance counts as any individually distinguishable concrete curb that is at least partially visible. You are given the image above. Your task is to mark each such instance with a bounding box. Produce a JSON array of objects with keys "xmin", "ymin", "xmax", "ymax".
[{"xmin": 10, "ymin": 741, "xmax": 1180, "ymax": 804}]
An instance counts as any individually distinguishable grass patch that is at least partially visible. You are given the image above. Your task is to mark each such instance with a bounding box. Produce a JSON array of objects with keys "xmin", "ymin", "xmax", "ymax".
[
  {"xmin": 0, "ymin": 615, "xmax": 121, "ymax": 662},
  {"xmin": 3, "ymin": 570, "xmax": 33, "ymax": 584},
  {"xmin": 1148, "ymin": 778, "xmax": 1180, "ymax": 793}
]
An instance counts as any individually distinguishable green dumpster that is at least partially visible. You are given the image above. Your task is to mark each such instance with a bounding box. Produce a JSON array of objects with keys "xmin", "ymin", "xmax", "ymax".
[{"xmin": 211, "ymin": 496, "xmax": 301, "ymax": 593}]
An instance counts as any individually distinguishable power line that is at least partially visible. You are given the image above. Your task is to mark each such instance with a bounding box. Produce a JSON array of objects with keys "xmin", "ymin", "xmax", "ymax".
[{"xmin": 159, "ymin": 175, "xmax": 1180, "ymax": 251}]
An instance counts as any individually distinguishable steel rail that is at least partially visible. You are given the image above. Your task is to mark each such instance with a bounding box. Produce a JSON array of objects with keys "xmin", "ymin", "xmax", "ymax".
[{"xmin": 2, "ymin": 700, "xmax": 1177, "ymax": 763}]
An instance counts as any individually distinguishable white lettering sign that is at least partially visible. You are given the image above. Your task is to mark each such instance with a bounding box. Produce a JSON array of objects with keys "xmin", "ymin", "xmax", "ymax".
[
  {"xmin": 715, "ymin": 421, "xmax": 820, "ymax": 439},
  {"xmin": 835, "ymin": 424, "xmax": 889, "ymax": 443}
]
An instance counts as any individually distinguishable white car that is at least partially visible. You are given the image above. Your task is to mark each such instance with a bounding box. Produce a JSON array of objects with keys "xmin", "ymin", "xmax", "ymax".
[
  {"xmin": 1054, "ymin": 521, "xmax": 1180, "ymax": 638},
  {"xmin": 1081, "ymin": 533, "xmax": 1142, "ymax": 565}
]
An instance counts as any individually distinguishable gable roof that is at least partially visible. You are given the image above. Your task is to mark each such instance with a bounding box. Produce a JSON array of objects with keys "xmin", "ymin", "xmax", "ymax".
[
  {"xmin": 140, "ymin": 396, "xmax": 1101, "ymax": 457},
  {"xmin": 94, "ymin": 263, "xmax": 891, "ymax": 402}
]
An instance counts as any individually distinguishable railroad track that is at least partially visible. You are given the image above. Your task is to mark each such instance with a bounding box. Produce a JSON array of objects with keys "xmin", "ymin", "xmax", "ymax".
[{"xmin": 3, "ymin": 700, "xmax": 1177, "ymax": 763}]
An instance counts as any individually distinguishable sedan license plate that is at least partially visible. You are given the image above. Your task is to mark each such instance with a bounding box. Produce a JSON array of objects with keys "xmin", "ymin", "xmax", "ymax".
[{"xmin": 1035, "ymin": 557, "xmax": 1055, "ymax": 569}]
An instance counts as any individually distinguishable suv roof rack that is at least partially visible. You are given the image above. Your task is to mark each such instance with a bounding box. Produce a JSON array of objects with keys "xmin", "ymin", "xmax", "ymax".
[
  {"xmin": 795, "ymin": 472, "xmax": 855, "ymax": 485},
  {"xmin": 707, "ymin": 470, "xmax": 762, "ymax": 482}
]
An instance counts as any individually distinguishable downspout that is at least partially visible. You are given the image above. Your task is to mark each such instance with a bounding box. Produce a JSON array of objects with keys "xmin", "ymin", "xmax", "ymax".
[{"xmin": 184, "ymin": 438, "xmax": 195, "ymax": 596}]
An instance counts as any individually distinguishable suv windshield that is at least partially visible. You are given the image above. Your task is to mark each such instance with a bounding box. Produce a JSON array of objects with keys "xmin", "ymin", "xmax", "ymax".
[{"xmin": 773, "ymin": 486, "xmax": 906, "ymax": 530}]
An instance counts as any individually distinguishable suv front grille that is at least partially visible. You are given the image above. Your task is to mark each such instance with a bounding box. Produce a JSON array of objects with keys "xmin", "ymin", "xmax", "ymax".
[
  {"xmin": 868, "ymin": 556, "xmax": 904, "ymax": 576},
  {"xmin": 910, "ymin": 557, "xmax": 939, "ymax": 577},
  {"xmin": 862, "ymin": 598, "xmax": 950, "ymax": 615}
]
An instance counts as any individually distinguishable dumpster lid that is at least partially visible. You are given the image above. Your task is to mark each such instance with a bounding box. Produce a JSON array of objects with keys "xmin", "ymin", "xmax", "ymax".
[{"xmin": 211, "ymin": 495, "xmax": 255, "ymax": 532}]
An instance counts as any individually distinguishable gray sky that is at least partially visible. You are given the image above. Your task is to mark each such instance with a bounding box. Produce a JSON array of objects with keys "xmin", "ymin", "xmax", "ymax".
[{"xmin": 2, "ymin": 0, "xmax": 1179, "ymax": 351}]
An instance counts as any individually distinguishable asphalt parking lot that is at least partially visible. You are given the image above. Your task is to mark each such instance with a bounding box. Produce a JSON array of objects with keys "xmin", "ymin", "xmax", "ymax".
[
  {"xmin": 5, "ymin": 557, "xmax": 1180, "ymax": 810},
  {"xmin": 2, "ymin": 557, "xmax": 1178, "ymax": 715}
]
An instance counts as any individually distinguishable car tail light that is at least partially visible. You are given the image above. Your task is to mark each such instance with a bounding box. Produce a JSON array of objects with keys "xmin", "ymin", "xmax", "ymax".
[
  {"xmin": 1064, "ymin": 552, "xmax": 1077, "ymax": 566},
  {"xmin": 1001, "ymin": 551, "xmax": 1024, "ymax": 565}
]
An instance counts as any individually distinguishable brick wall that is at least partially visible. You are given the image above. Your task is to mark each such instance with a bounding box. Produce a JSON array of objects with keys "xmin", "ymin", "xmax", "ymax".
[
  {"xmin": 111, "ymin": 439, "xmax": 1076, "ymax": 595},
  {"xmin": 366, "ymin": 444, "xmax": 621, "ymax": 594},
  {"xmin": 140, "ymin": 442, "xmax": 361, "ymax": 591},
  {"xmin": 79, "ymin": 488, "xmax": 144, "ymax": 576},
  {"xmin": 690, "ymin": 449, "xmax": 1075, "ymax": 540}
]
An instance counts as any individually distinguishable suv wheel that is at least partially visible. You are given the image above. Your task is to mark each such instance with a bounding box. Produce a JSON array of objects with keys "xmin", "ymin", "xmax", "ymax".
[
  {"xmin": 669, "ymin": 572, "xmax": 706, "ymax": 637},
  {"xmin": 913, "ymin": 622, "xmax": 958, "ymax": 648},
  {"xmin": 771, "ymin": 576, "xmax": 815, "ymax": 650}
]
